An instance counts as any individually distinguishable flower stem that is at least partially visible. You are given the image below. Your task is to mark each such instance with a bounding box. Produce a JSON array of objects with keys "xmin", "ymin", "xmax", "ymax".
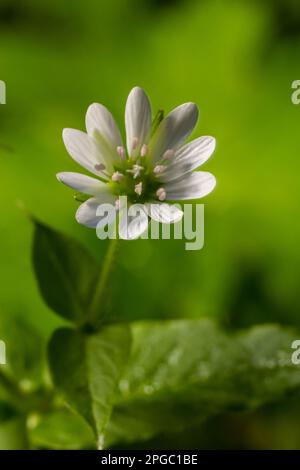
[{"xmin": 87, "ymin": 237, "xmax": 119, "ymax": 327}]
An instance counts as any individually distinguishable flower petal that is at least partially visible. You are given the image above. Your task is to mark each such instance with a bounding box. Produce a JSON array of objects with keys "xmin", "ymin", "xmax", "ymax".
[
  {"xmin": 76, "ymin": 195, "xmax": 116, "ymax": 228},
  {"xmin": 56, "ymin": 172, "xmax": 108, "ymax": 195},
  {"xmin": 159, "ymin": 136, "xmax": 216, "ymax": 182},
  {"xmin": 145, "ymin": 202, "xmax": 183, "ymax": 223},
  {"xmin": 119, "ymin": 204, "xmax": 148, "ymax": 240},
  {"xmin": 62, "ymin": 128, "xmax": 107, "ymax": 177},
  {"xmin": 151, "ymin": 102, "xmax": 199, "ymax": 163},
  {"xmin": 125, "ymin": 87, "xmax": 152, "ymax": 157},
  {"xmin": 165, "ymin": 171, "xmax": 216, "ymax": 200},
  {"xmin": 86, "ymin": 103, "xmax": 123, "ymax": 149},
  {"xmin": 86, "ymin": 103, "xmax": 123, "ymax": 171}
]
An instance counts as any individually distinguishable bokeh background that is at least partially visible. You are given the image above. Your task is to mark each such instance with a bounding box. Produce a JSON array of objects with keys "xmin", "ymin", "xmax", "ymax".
[{"xmin": 0, "ymin": 0, "xmax": 300, "ymax": 449}]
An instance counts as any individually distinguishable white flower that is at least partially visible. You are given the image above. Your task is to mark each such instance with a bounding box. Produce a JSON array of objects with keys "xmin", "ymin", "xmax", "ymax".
[{"xmin": 57, "ymin": 86, "xmax": 216, "ymax": 239}]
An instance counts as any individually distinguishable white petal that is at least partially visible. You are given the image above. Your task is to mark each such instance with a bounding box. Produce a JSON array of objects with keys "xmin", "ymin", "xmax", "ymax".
[
  {"xmin": 85, "ymin": 104, "xmax": 122, "ymax": 170},
  {"xmin": 145, "ymin": 202, "xmax": 183, "ymax": 223},
  {"xmin": 159, "ymin": 136, "xmax": 216, "ymax": 182},
  {"xmin": 119, "ymin": 204, "xmax": 148, "ymax": 240},
  {"xmin": 125, "ymin": 87, "xmax": 152, "ymax": 156},
  {"xmin": 86, "ymin": 103, "xmax": 123, "ymax": 149},
  {"xmin": 56, "ymin": 172, "xmax": 108, "ymax": 195},
  {"xmin": 151, "ymin": 102, "xmax": 199, "ymax": 163},
  {"xmin": 165, "ymin": 172, "xmax": 216, "ymax": 200},
  {"xmin": 62, "ymin": 128, "xmax": 107, "ymax": 177},
  {"xmin": 76, "ymin": 194, "xmax": 116, "ymax": 228}
]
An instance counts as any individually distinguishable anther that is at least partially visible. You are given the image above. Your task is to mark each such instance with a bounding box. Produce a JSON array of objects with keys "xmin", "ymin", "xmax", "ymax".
[
  {"xmin": 132, "ymin": 137, "xmax": 139, "ymax": 150},
  {"xmin": 140, "ymin": 144, "xmax": 148, "ymax": 157},
  {"xmin": 163, "ymin": 149, "xmax": 174, "ymax": 160},
  {"xmin": 156, "ymin": 187, "xmax": 166, "ymax": 201},
  {"xmin": 111, "ymin": 171, "xmax": 124, "ymax": 182},
  {"xmin": 94, "ymin": 163, "xmax": 106, "ymax": 172},
  {"xmin": 153, "ymin": 165, "xmax": 166, "ymax": 174},
  {"xmin": 134, "ymin": 182, "xmax": 143, "ymax": 196},
  {"xmin": 117, "ymin": 146, "xmax": 126, "ymax": 160}
]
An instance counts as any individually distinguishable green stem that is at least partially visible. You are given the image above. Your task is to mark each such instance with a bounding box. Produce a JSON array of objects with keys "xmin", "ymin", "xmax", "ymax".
[{"xmin": 87, "ymin": 237, "xmax": 119, "ymax": 327}]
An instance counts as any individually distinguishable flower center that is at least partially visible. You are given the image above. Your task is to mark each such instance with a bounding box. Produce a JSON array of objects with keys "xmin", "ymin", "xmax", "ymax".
[{"xmin": 108, "ymin": 144, "xmax": 170, "ymax": 204}]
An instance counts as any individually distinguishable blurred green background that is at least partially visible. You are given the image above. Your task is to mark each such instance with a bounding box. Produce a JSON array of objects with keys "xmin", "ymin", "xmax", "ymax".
[{"xmin": 0, "ymin": 0, "xmax": 300, "ymax": 449}]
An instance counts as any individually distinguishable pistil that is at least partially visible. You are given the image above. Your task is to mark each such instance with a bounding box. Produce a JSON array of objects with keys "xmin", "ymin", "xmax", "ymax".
[{"xmin": 126, "ymin": 164, "xmax": 144, "ymax": 179}]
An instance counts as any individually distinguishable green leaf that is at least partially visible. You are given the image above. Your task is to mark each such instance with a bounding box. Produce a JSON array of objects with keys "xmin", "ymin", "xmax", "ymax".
[
  {"xmin": 32, "ymin": 220, "xmax": 99, "ymax": 324},
  {"xmin": 48, "ymin": 329, "xmax": 93, "ymax": 426},
  {"xmin": 236, "ymin": 325, "xmax": 300, "ymax": 405},
  {"xmin": 0, "ymin": 316, "xmax": 45, "ymax": 386},
  {"xmin": 29, "ymin": 410, "xmax": 95, "ymax": 450},
  {"xmin": 0, "ymin": 401, "xmax": 18, "ymax": 424},
  {"xmin": 74, "ymin": 192, "xmax": 91, "ymax": 203},
  {"xmin": 104, "ymin": 320, "xmax": 300, "ymax": 447},
  {"xmin": 47, "ymin": 319, "xmax": 300, "ymax": 448},
  {"xmin": 48, "ymin": 324, "xmax": 131, "ymax": 448},
  {"xmin": 0, "ymin": 417, "xmax": 28, "ymax": 450}
]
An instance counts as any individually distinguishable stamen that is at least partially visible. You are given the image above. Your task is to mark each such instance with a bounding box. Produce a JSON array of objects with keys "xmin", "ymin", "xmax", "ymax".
[
  {"xmin": 153, "ymin": 165, "xmax": 166, "ymax": 174},
  {"xmin": 140, "ymin": 144, "xmax": 148, "ymax": 157},
  {"xmin": 117, "ymin": 146, "xmax": 125, "ymax": 160},
  {"xmin": 156, "ymin": 187, "xmax": 166, "ymax": 201},
  {"xmin": 94, "ymin": 163, "xmax": 106, "ymax": 172},
  {"xmin": 163, "ymin": 149, "xmax": 174, "ymax": 160},
  {"xmin": 111, "ymin": 171, "xmax": 124, "ymax": 182},
  {"xmin": 132, "ymin": 137, "xmax": 139, "ymax": 150},
  {"xmin": 134, "ymin": 182, "xmax": 143, "ymax": 196}
]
